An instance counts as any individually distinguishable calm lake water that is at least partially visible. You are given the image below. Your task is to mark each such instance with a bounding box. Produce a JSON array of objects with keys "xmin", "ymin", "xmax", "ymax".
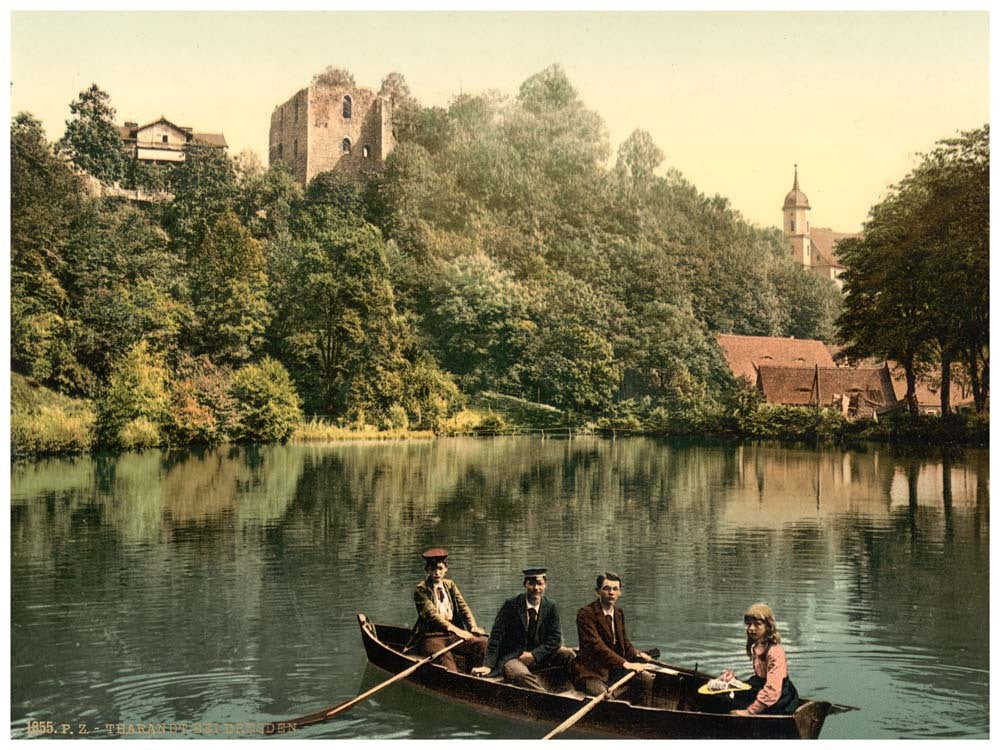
[{"xmin": 10, "ymin": 437, "xmax": 989, "ymax": 739}]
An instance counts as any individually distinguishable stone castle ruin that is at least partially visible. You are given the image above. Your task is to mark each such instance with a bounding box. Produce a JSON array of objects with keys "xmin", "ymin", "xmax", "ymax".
[{"xmin": 269, "ymin": 73, "xmax": 396, "ymax": 184}]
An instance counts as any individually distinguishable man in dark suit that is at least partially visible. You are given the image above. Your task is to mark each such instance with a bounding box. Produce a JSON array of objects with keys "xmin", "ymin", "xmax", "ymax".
[
  {"xmin": 572, "ymin": 571, "xmax": 654, "ymax": 706},
  {"xmin": 471, "ymin": 567, "xmax": 575, "ymax": 690},
  {"xmin": 405, "ymin": 547, "xmax": 487, "ymax": 672}
]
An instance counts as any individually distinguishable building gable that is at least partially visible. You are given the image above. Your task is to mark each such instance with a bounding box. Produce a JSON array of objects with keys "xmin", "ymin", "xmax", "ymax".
[
  {"xmin": 118, "ymin": 116, "xmax": 226, "ymax": 165},
  {"xmin": 757, "ymin": 364, "xmax": 897, "ymax": 417}
]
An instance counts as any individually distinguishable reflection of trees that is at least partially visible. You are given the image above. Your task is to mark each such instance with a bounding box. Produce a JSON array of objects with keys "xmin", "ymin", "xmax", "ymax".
[
  {"xmin": 11, "ymin": 438, "xmax": 989, "ymax": 731},
  {"xmin": 836, "ymin": 450, "xmax": 988, "ymax": 671},
  {"xmin": 11, "ymin": 444, "xmax": 310, "ymax": 728}
]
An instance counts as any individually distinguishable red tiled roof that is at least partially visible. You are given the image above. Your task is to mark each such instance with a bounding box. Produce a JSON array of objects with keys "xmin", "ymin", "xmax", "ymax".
[
  {"xmin": 192, "ymin": 132, "xmax": 227, "ymax": 148},
  {"xmin": 757, "ymin": 365, "xmax": 897, "ymax": 412},
  {"xmin": 809, "ymin": 227, "xmax": 861, "ymax": 269},
  {"xmin": 716, "ymin": 334, "xmax": 835, "ymax": 382},
  {"xmin": 823, "ymin": 352, "xmax": 975, "ymax": 408}
]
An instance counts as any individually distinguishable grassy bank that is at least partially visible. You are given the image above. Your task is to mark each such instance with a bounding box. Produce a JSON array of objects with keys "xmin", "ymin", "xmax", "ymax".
[
  {"xmin": 291, "ymin": 419, "xmax": 434, "ymax": 442},
  {"xmin": 11, "ymin": 374, "xmax": 96, "ymax": 457}
]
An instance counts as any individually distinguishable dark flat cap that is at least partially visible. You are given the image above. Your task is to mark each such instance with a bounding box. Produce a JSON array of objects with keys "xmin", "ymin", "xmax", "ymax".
[{"xmin": 522, "ymin": 566, "xmax": 547, "ymax": 577}]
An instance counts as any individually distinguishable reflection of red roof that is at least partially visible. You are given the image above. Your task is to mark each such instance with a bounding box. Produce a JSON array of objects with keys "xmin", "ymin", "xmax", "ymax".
[
  {"xmin": 716, "ymin": 334, "xmax": 835, "ymax": 382},
  {"xmin": 809, "ymin": 227, "xmax": 861, "ymax": 269},
  {"xmin": 757, "ymin": 365, "xmax": 896, "ymax": 411}
]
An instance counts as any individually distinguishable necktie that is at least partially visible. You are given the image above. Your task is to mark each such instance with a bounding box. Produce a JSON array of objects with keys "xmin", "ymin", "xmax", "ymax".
[
  {"xmin": 436, "ymin": 587, "xmax": 445, "ymax": 602},
  {"xmin": 527, "ymin": 608, "xmax": 539, "ymax": 644},
  {"xmin": 606, "ymin": 614, "xmax": 616, "ymax": 645}
]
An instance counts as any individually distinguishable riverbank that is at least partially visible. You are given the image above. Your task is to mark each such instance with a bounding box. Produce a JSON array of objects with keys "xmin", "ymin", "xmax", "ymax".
[
  {"xmin": 11, "ymin": 374, "xmax": 441, "ymax": 459},
  {"xmin": 11, "ymin": 376, "xmax": 988, "ymax": 458}
]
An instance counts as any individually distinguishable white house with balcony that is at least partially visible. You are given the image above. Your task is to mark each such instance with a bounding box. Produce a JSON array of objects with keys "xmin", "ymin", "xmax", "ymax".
[{"xmin": 118, "ymin": 116, "xmax": 227, "ymax": 165}]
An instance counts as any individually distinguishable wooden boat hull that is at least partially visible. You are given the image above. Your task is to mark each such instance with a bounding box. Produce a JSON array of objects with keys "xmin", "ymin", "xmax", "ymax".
[{"xmin": 357, "ymin": 614, "xmax": 830, "ymax": 739}]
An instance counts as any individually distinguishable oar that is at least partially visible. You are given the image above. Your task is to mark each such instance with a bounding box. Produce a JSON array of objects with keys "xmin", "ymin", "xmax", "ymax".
[
  {"xmin": 828, "ymin": 702, "xmax": 861, "ymax": 714},
  {"xmin": 644, "ymin": 657, "xmax": 682, "ymax": 675},
  {"xmin": 264, "ymin": 638, "xmax": 465, "ymax": 734},
  {"xmin": 541, "ymin": 670, "xmax": 637, "ymax": 740}
]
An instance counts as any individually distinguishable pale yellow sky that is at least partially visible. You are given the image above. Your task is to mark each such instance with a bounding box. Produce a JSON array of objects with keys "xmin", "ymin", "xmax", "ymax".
[{"xmin": 9, "ymin": 11, "xmax": 989, "ymax": 232}]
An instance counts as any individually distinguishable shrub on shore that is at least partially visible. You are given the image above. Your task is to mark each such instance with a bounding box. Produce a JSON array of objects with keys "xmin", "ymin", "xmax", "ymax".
[
  {"xmin": 229, "ymin": 358, "xmax": 303, "ymax": 443},
  {"xmin": 95, "ymin": 342, "xmax": 172, "ymax": 450}
]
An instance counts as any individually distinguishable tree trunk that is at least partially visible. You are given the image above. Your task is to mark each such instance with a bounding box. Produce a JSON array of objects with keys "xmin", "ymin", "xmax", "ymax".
[
  {"xmin": 939, "ymin": 347, "xmax": 952, "ymax": 417},
  {"xmin": 968, "ymin": 345, "xmax": 989, "ymax": 416},
  {"xmin": 979, "ymin": 352, "xmax": 989, "ymax": 415},
  {"xmin": 903, "ymin": 360, "xmax": 920, "ymax": 417},
  {"xmin": 967, "ymin": 348, "xmax": 982, "ymax": 410}
]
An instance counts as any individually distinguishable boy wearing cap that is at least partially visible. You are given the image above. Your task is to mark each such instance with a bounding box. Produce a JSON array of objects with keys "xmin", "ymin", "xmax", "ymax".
[
  {"xmin": 405, "ymin": 548, "xmax": 488, "ymax": 672},
  {"xmin": 471, "ymin": 567, "xmax": 575, "ymax": 690}
]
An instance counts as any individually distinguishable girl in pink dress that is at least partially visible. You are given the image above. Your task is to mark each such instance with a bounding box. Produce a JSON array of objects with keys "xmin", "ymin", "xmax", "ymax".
[{"xmin": 719, "ymin": 602, "xmax": 799, "ymax": 715}]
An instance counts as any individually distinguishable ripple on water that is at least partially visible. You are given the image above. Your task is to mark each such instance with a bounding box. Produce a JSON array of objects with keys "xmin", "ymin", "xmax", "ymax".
[{"xmin": 10, "ymin": 439, "xmax": 990, "ymax": 739}]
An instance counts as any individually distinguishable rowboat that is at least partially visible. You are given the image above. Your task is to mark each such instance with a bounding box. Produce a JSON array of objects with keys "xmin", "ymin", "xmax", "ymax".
[{"xmin": 355, "ymin": 613, "xmax": 831, "ymax": 739}]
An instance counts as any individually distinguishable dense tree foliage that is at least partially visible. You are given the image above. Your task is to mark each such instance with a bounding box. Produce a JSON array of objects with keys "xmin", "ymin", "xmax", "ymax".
[
  {"xmin": 188, "ymin": 211, "xmax": 269, "ymax": 364},
  {"xmin": 57, "ymin": 84, "xmax": 127, "ymax": 184},
  {"xmin": 13, "ymin": 67, "xmax": 871, "ymax": 451},
  {"xmin": 836, "ymin": 126, "xmax": 988, "ymax": 415}
]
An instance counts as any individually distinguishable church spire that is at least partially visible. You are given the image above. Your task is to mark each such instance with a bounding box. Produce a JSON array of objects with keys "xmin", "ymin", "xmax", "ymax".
[{"xmin": 783, "ymin": 165, "xmax": 810, "ymax": 209}]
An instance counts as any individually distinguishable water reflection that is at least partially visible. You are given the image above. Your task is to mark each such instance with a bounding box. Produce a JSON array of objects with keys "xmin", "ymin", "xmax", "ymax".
[{"xmin": 10, "ymin": 437, "xmax": 988, "ymax": 738}]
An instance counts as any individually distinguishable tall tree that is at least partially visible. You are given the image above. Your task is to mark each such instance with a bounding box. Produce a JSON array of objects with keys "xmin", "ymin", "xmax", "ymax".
[
  {"xmin": 836, "ymin": 217, "xmax": 933, "ymax": 416},
  {"xmin": 58, "ymin": 84, "xmax": 126, "ymax": 184},
  {"xmin": 913, "ymin": 126, "xmax": 989, "ymax": 415},
  {"xmin": 521, "ymin": 271, "xmax": 621, "ymax": 412},
  {"xmin": 165, "ymin": 142, "xmax": 237, "ymax": 257},
  {"xmin": 67, "ymin": 202, "xmax": 187, "ymax": 379},
  {"xmin": 423, "ymin": 252, "xmax": 535, "ymax": 393},
  {"xmin": 380, "ymin": 71, "xmax": 420, "ymax": 141},
  {"xmin": 11, "ymin": 112, "xmax": 88, "ymax": 390},
  {"xmin": 615, "ymin": 129, "xmax": 664, "ymax": 201},
  {"xmin": 236, "ymin": 163, "xmax": 303, "ymax": 240},
  {"xmin": 837, "ymin": 125, "xmax": 988, "ymax": 416},
  {"xmin": 188, "ymin": 211, "xmax": 269, "ymax": 365},
  {"xmin": 285, "ymin": 206, "xmax": 411, "ymax": 417}
]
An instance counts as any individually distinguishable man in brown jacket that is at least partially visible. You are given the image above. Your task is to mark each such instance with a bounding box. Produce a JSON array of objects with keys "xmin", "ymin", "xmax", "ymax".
[
  {"xmin": 572, "ymin": 572, "xmax": 654, "ymax": 706},
  {"xmin": 405, "ymin": 547, "xmax": 487, "ymax": 672}
]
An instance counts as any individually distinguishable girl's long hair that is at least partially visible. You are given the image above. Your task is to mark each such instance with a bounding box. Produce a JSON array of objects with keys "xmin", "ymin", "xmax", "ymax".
[{"xmin": 744, "ymin": 602, "xmax": 781, "ymax": 658}]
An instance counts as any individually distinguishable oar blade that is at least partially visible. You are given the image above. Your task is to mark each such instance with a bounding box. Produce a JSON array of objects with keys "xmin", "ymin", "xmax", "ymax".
[
  {"xmin": 828, "ymin": 703, "xmax": 861, "ymax": 715},
  {"xmin": 265, "ymin": 636, "xmax": 465, "ymax": 734}
]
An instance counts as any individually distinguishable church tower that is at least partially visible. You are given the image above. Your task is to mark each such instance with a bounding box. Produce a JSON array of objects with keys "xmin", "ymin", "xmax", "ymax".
[{"xmin": 783, "ymin": 165, "xmax": 812, "ymax": 268}]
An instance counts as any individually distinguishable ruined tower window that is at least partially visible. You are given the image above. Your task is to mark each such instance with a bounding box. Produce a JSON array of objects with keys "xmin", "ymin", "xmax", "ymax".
[
  {"xmin": 790, "ymin": 219, "xmax": 796, "ymax": 232},
  {"xmin": 343, "ymin": 95, "xmax": 352, "ymax": 119},
  {"xmin": 278, "ymin": 143, "xmax": 284, "ymax": 159},
  {"xmin": 342, "ymin": 138, "xmax": 352, "ymax": 154},
  {"xmin": 294, "ymin": 139, "xmax": 298, "ymax": 157},
  {"xmin": 362, "ymin": 145, "xmax": 371, "ymax": 158},
  {"xmin": 162, "ymin": 135, "xmax": 168, "ymax": 144}
]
